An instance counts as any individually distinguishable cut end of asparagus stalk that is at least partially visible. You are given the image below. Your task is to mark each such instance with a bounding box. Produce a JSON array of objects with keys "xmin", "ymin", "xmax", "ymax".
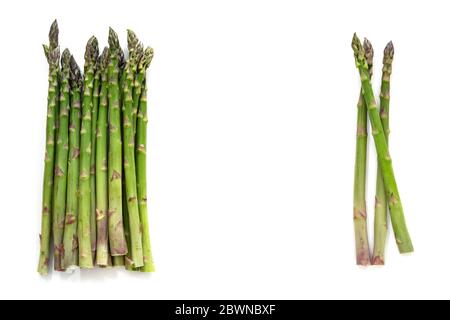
[
  {"xmin": 384, "ymin": 41, "xmax": 394, "ymax": 64},
  {"xmin": 372, "ymin": 256, "xmax": 385, "ymax": 265},
  {"xmin": 357, "ymin": 252, "xmax": 371, "ymax": 266},
  {"xmin": 363, "ymin": 38, "xmax": 374, "ymax": 77},
  {"xmin": 49, "ymin": 19, "xmax": 59, "ymax": 50}
]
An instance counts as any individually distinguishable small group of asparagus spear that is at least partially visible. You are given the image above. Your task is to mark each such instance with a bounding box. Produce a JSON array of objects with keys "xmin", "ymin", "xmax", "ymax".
[
  {"xmin": 38, "ymin": 20, "xmax": 155, "ymax": 275},
  {"xmin": 352, "ymin": 34, "xmax": 413, "ymax": 266}
]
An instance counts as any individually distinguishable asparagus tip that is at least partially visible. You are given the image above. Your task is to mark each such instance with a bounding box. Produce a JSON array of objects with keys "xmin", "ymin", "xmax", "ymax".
[
  {"xmin": 61, "ymin": 48, "xmax": 71, "ymax": 69},
  {"xmin": 108, "ymin": 27, "xmax": 119, "ymax": 49},
  {"xmin": 69, "ymin": 55, "xmax": 82, "ymax": 88},
  {"xmin": 118, "ymin": 46, "xmax": 125, "ymax": 70},
  {"xmin": 139, "ymin": 47, "xmax": 154, "ymax": 70},
  {"xmin": 85, "ymin": 36, "xmax": 99, "ymax": 65},
  {"xmin": 100, "ymin": 47, "xmax": 110, "ymax": 71},
  {"xmin": 351, "ymin": 33, "xmax": 365, "ymax": 65},
  {"xmin": 135, "ymin": 43, "xmax": 145, "ymax": 66},
  {"xmin": 384, "ymin": 41, "xmax": 394, "ymax": 64},
  {"xmin": 351, "ymin": 33, "xmax": 361, "ymax": 52},
  {"xmin": 49, "ymin": 19, "xmax": 59, "ymax": 49},
  {"xmin": 363, "ymin": 38, "xmax": 374, "ymax": 76},
  {"xmin": 363, "ymin": 38, "xmax": 373, "ymax": 60},
  {"xmin": 127, "ymin": 29, "xmax": 139, "ymax": 50}
]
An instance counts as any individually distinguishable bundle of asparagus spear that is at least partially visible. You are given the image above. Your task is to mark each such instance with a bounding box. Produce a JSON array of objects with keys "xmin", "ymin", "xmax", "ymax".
[
  {"xmin": 37, "ymin": 20, "xmax": 155, "ymax": 275},
  {"xmin": 352, "ymin": 34, "xmax": 413, "ymax": 266}
]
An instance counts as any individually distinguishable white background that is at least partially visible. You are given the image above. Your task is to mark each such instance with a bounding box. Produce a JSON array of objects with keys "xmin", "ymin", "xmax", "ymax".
[{"xmin": 0, "ymin": 0, "xmax": 448, "ymax": 300}]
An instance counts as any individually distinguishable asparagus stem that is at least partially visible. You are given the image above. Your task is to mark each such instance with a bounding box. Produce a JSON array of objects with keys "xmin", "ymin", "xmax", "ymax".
[
  {"xmin": 107, "ymin": 252, "xmax": 113, "ymax": 267},
  {"xmin": 95, "ymin": 48, "xmax": 110, "ymax": 266},
  {"xmin": 114, "ymin": 41, "xmax": 133, "ymax": 270},
  {"xmin": 352, "ymin": 34, "xmax": 413, "ymax": 254},
  {"xmin": 112, "ymin": 255, "xmax": 125, "ymax": 267},
  {"xmin": 137, "ymin": 83, "xmax": 156, "ymax": 272},
  {"xmin": 136, "ymin": 49, "xmax": 155, "ymax": 272},
  {"xmin": 107, "ymin": 28, "xmax": 127, "ymax": 256},
  {"xmin": 353, "ymin": 39, "xmax": 373, "ymax": 266},
  {"xmin": 63, "ymin": 56, "xmax": 82, "ymax": 269},
  {"xmin": 123, "ymin": 182, "xmax": 134, "ymax": 270},
  {"xmin": 107, "ymin": 242, "xmax": 116, "ymax": 267},
  {"xmin": 78, "ymin": 36, "xmax": 99, "ymax": 268},
  {"xmin": 373, "ymin": 42, "xmax": 394, "ymax": 265},
  {"xmin": 122, "ymin": 43, "xmax": 144, "ymax": 268},
  {"xmin": 38, "ymin": 20, "xmax": 59, "ymax": 275},
  {"xmin": 122, "ymin": 34, "xmax": 144, "ymax": 270},
  {"xmin": 90, "ymin": 58, "xmax": 100, "ymax": 254},
  {"xmin": 52, "ymin": 49, "xmax": 71, "ymax": 271}
]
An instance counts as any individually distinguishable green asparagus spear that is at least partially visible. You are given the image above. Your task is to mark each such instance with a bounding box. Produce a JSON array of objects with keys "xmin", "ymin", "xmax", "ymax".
[
  {"xmin": 90, "ymin": 57, "xmax": 101, "ymax": 254},
  {"xmin": 136, "ymin": 49, "xmax": 155, "ymax": 272},
  {"xmin": 63, "ymin": 56, "xmax": 82, "ymax": 269},
  {"xmin": 121, "ymin": 34, "xmax": 144, "ymax": 270},
  {"xmin": 373, "ymin": 42, "xmax": 395, "ymax": 265},
  {"xmin": 353, "ymin": 39, "xmax": 373, "ymax": 266},
  {"xmin": 137, "ymin": 80, "xmax": 155, "ymax": 272},
  {"xmin": 114, "ymin": 38, "xmax": 132, "ymax": 270},
  {"xmin": 38, "ymin": 20, "xmax": 59, "ymax": 275},
  {"xmin": 78, "ymin": 36, "xmax": 99, "ymax": 268},
  {"xmin": 122, "ymin": 45, "xmax": 144, "ymax": 268},
  {"xmin": 95, "ymin": 48, "xmax": 110, "ymax": 266},
  {"xmin": 52, "ymin": 49, "xmax": 71, "ymax": 271},
  {"xmin": 108, "ymin": 28, "xmax": 127, "ymax": 256},
  {"xmin": 352, "ymin": 34, "xmax": 413, "ymax": 254}
]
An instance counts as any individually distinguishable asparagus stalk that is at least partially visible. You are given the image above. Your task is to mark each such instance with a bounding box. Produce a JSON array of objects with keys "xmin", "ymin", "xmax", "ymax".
[
  {"xmin": 113, "ymin": 36, "xmax": 136, "ymax": 270},
  {"xmin": 90, "ymin": 57, "xmax": 101, "ymax": 254},
  {"xmin": 107, "ymin": 253, "xmax": 113, "ymax": 267},
  {"xmin": 122, "ymin": 44, "xmax": 144, "ymax": 268},
  {"xmin": 122, "ymin": 35, "xmax": 144, "ymax": 270},
  {"xmin": 78, "ymin": 36, "xmax": 99, "ymax": 268},
  {"xmin": 38, "ymin": 20, "xmax": 59, "ymax": 275},
  {"xmin": 95, "ymin": 48, "xmax": 110, "ymax": 266},
  {"xmin": 353, "ymin": 39, "xmax": 373, "ymax": 266},
  {"xmin": 107, "ymin": 28, "xmax": 127, "ymax": 256},
  {"xmin": 352, "ymin": 34, "xmax": 413, "ymax": 254},
  {"xmin": 136, "ymin": 49, "xmax": 155, "ymax": 272},
  {"xmin": 373, "ymin": 42, "xmax": 395, "ymax": 265},
  {"xmin": 52, "ymin": 49, "xmax": 71, "ymax": 271},
  {"xmin": 62, "ymin": 56, "xmax": 82, "ymax": 269},
  {"xmin": 123, "ymin": 184, "xmax": 134, "ymax": 270},
  {"xmin": 115, "ymin": 38, "xmax": 133, "ymax": 270},
  {"xmin": 112, "ymin": 255, "xmax": 125, "ymax": 267}
]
